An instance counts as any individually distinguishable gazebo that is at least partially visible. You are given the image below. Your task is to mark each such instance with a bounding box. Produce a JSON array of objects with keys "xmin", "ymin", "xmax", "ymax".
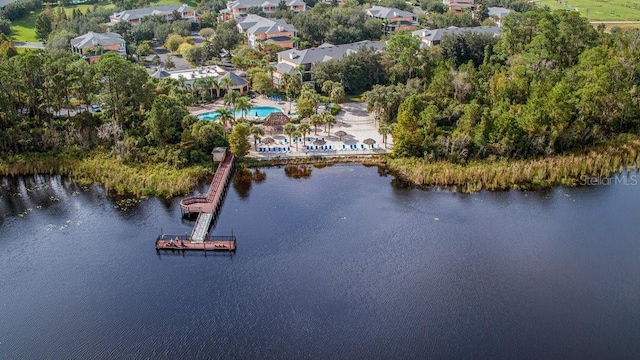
[
  {"xmin": 211, "ymin": 147, "xmax": 227, "ymax": 162},
  {"xmin": 263, "ymin": 112, "xmax": 290, "ymax": 133}
]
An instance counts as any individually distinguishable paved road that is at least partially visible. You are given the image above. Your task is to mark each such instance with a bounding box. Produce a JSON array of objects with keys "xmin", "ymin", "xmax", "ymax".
[{"xmin": 14, "ymin": 42, "xmax": 45, "ymax": 49}]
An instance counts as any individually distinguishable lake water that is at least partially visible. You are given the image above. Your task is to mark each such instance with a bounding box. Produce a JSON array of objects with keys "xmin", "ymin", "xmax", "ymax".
[{"xmin": 0, "ymin": 165, "xmax": 639, "ymax": 359}]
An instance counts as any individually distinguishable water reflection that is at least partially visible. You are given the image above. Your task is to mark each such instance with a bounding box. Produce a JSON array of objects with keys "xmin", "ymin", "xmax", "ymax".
[
  {"xmin": 284, "ymin": 164, "xmax": 313, "ymax": 179},
  {"xmin": 232, "ymin": 168, "xmax": 268, "ymax": 199}
]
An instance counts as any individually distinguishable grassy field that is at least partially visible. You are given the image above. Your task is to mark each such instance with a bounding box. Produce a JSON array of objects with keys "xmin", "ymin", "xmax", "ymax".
[
  {"xmin": 150, "ymin": 0, "xmax": 198, "ymax": 7},
  {"xmin": 61, "ymin": 2, "xmax": 116, "ymax": 16},
  {"xmin": 10, "ymin": 12, "xmax": 38, "ymax": 42},
  {"xmin": 592, "ymin": 21, "xmax": 640, "ymax": 30},
  {"xmin": 537, "ymin": 0, "xmax": 640, "ymax": 21}
]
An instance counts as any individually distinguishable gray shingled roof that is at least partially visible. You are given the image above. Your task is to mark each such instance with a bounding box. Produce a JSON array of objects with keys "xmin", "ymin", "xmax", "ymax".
[
  {"xmin": 111, "ymin": 4, "xmax": 194, "ymax": 22},
  {"xmin": 237, "ymin": 15, "xmax": 295, "ymax": 35},
  {"xmin": 366, "ymin": 5, "xmax": 415, "ymax": 20},
  {"xmin": 220, "ymin": 71, "xmax": 249, "ymax": 87},
  {"xmin": 229, "ymin": 0, "xmax": 274, "ymax": 8},
  {"xmin": 412, "ymin": 26, "xmax": 501, "ymax": 43},
  {"xmin": 447, "ymin": 2, "xmax": 475, "ymax": 7},
  {"xmin": 228, "ymin": 0, "xmax": 304, "ymax": 9},
  {"xmin": 70, "ymin": 31, "xmax": 125, "ymax": 49},
  {"xmin": 151, "ymin": 67, "xmax": 171, "ymax": 79},
  {"xmin": 275, "ymin": 62, "xmax": 296, "ymax": 74},
  {"xmin": 278, "ymin": 40, "xmax": 386, "ymax": 66},
  {"xmin": 488, "ymin": 6, "xmax": 514, "ymax": 19}
]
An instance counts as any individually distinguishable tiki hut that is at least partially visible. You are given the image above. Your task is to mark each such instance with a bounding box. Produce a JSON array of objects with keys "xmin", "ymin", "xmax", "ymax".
[
  {"xmin": 334, "ymin": 130, "xmax": 347, "ymax": 141},
  {"xmin": 262, "ymin": 137, "xmax": 276, "ymax": 145},
  {"xmin": 263, "ymin": 112, "xmax": 290, "ymax": 133},
  {"xmin": 363, "ymin": 138, "xmax": 376, "ymax": 149}
]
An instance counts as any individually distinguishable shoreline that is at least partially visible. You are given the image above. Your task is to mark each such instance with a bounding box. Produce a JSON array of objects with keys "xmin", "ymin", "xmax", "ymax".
[
  {"xmin": 1, "ymin": 136, "xmax": 639, "ymax": 197},
  {"xmin": 386, "ymin": 136, "xmax": 640, "ymax": 193}
]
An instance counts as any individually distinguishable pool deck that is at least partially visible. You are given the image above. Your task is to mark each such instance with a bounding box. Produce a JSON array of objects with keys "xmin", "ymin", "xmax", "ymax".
[{"xmin": 188, "ymin": 98, "xmax": 393, "ymax": 158}]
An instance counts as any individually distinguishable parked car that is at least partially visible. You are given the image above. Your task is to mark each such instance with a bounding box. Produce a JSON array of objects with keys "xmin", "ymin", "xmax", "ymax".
[{"xmin": 91, "ymin": 104, "xmax": 101, "ymax": 112}]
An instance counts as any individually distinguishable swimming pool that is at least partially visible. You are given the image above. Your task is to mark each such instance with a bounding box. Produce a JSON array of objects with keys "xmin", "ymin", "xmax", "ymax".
[{"xmin": 197, "ymin": 106, "xmax": 284, "ymax": 120}]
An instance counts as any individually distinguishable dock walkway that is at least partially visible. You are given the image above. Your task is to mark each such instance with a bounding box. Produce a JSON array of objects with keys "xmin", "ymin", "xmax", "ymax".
[{"xmin": 158, "ymin": 149, "xmax": 235, "ymax": 252}]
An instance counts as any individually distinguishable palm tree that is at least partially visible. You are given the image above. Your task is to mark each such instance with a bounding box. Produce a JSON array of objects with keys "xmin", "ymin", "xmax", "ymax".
[
  {"xmin": 217, "ymin": 108, "xmax": 234, "ymax": 131},
  {"xmin": 263, "ymin": 62, "xmax": 276, "ymax": 82},
  {"xmin": 378, "ymin": 123, "xmax": 392, "ymax": 149},
  {"xmin": 298, "ymin": 123, "xmax": 311, "ymax": 146},
  {"xmin": 310, "ymin": 114, "xmax": 324, "ymax": 135},
  {"xmin": 176, "ymin": 75, "xmax": 189, "ymax": 92},
  {"xmin": 207, "ymin": 76, "xmax": 220, "ymax": 99},
  {"xmin": 291, "ymin": 36, "xmax": 301, "ymax": 49},
  {"xmin": 281, "ymin": 72, "xmax": 294, "ymax": 99},
  {"xmin": 219, "ymin": 76, "xmax": 234, "ymax": 97},
  {"xmin": 235, "ymin": 96, "xmax": 252, "ymax": 119},
  {"xmin": 201, "ymin": 77, "xmax": 216, "ymax": 102},
  {"xmin": 193, "ymin": 78, "xmax": 208, "ymax": 103},
  {"xmin": 281, "ymin": 72, "xmax": 300, "ymax": 114},
  {"xmin": 250, "ymin": 125, "xmax": 265, "ymax": 151},
  {"xmin": 322, "ymin": 112, "xmax": 336, "ymax": 136},
  {"xmin": 330, "ymin": 85, "xmax": 345, "ymax": 104},
  {"xmin": 291, "ymin": 130, "xmax": 302, "ymax": 151},
  {"xmin": 224, "ymin": 90, "xmax": 239, "ymax": 122},
  {"xmin": 297, "ymin": 64, "xmax": 306, "ymax": 83},
  {"xmin": 283, "ymin": 123, "xmax": 296, "ymax": 145}
]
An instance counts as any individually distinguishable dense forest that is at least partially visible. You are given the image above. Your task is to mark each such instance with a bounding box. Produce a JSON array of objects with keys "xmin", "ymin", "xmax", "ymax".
[{"xmin": 364, "ymin": 10, "xmax": 640, "ymax": 161}]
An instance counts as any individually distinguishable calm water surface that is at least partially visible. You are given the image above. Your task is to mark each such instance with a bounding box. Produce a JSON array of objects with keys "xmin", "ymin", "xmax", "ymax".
[{"xmin": 0, "ymin": 165, "xmax": 639, "ymax": 359}]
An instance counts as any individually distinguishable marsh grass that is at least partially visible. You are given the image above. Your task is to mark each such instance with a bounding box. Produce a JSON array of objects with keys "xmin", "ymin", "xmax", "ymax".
[
  {"xmin": 0, "ymin": 152, "xmax": 212, "ymax": 198},
  {"xmin": 387, "ymin": 136, "xmax": 640, "ymax": 193}
]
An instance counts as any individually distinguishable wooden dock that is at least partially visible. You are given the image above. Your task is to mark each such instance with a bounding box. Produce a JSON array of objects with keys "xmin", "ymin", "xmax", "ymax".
[
  {"xmin": 158, "ymin": 148, "xmax": 236, "ymax": 253},
  {"xmin": 156, "ymin": 234, "xmax": 236, "ymax": 252}
]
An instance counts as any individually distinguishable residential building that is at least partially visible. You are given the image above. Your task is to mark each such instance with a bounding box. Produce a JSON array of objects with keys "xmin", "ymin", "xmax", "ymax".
[
  {"xmin": 365, "ymin": 5, "xmax": 417, "ymax": 34},
  {"xmin": 442, "ymin": 0, "xmax": 476, "ymax": 14},
  {"xmin": 273, "ymin": 40, "xmax": 386, "ymax": 85},
  {"xmin": 411, "ymin": 26, "xmax": 500, "ymax": 47},
  {"xmin": 70, "ymin": 31, "xmax": 127, "ymax": 63},
  {"xmin": 109, "ymin": 4, "xmax": 198, "ymax": 25},
  {"xmin": 154, "ymin": 66, "xmax": 250, "ymax": 94},
  {"xmin": 237, "ymin": 14, "xmax": 297, "ymax": 49},
  {"xmin": 219, "ymin": 0, "xmax": 306, "ymax": 20},
  {"xmin": 487, "ymin": 6, "xmax": 514, "ymax": 27}
]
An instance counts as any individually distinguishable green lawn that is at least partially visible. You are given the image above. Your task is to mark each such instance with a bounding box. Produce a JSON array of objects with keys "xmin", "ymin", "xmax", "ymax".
[
  {"xmin": 537, "ymin": 0, "xmax": 640, "ymax": 21},
  {"xmin": 10, "ymin": 12, "xmax": 38, "ymax": 42},
  {"xmin": 150, "ymin": 0, "xmax": 198, "ymax": 8},
  {"xmin": 62, "ymin": 2, "xmax": 116, "ymax": 16}
]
